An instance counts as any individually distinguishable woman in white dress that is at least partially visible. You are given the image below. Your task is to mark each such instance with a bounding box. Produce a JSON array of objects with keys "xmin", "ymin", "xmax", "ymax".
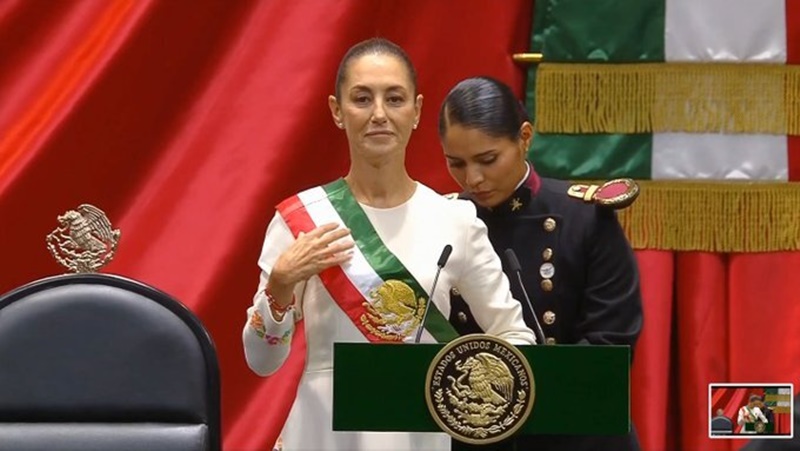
[
  {"xmin": 242, "ymin": 38, "xmax": 536, "ymax": 451},
  {"xmin": 738, "ymin": 395, "xmax": 769, "ymax": 434}
]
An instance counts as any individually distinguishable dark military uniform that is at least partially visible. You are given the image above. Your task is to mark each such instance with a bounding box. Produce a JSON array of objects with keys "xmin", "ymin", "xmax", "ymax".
[
  {"xmin": 741, "ymin": 395, "xmax": 800, "ymax": 451},
  {"xmin": 449, "ymin": 168, "xmax": 643, "ymax": 451}
]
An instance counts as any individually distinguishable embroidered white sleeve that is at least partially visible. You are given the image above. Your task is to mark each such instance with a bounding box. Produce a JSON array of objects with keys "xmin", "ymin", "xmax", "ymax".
[
  {"xmin": 456, "ymin": 210, "xmax": 536, "ymax": 345},
  {"xmin": 242, "ymin": 212, "xmax": 305, "ymax": 377}
]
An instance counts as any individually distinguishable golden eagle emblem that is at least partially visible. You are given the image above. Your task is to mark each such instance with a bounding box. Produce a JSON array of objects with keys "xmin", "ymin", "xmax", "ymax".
[
  {"xmin": 46, "ymin": 204, "xmax": 120, "ymax": 273},
  {"xmin": 360, "ymin": 279, "xmax": 425, "ymax": 342},
  {"xmin": 425, "ymin": 334, "xmax": 534, "ymax": 445},
  {"xmin": 450, "ymin": 353, "xmax": 515, "ymax": 421}
]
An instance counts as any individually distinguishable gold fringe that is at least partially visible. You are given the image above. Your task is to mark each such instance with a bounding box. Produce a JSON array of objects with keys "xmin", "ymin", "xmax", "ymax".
[
  {"xmin": 537, "ymin": 63, "xmax": 800, "ymax": 135},
  {"xmin": 608, "ymin": 181, "xmax": 800, "ymax": 253}
]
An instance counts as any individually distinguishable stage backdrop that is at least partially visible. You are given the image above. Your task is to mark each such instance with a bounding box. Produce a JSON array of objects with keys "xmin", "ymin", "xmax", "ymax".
[
  {"xmin": 0, "ymin": 1, "xmax": 532, "ymax": 450},
  {"xmin": 2, "ymin": 1, "xmax": 798, "ymax": 451}
]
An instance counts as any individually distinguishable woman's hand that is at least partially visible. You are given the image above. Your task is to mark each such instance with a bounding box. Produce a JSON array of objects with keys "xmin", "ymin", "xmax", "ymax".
[{"xmin": 271, "ymin": 223, "xmax": 354, "ymax": 289}]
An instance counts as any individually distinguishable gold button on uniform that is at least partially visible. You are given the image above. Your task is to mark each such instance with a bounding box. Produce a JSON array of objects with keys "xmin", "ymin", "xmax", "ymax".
[
  {"xmin": 457, "ymin": 311, "xmax": 468, "ymax": 324},
  {"xmin": 541, "ymin": 279, "xmax": 553, "ymax": 292},
  {"xmin": 451, "ymin": 287, "xmax": 460, "ymax": 296},
  {"xmin": 542, "ymin": 248, "xmax": 553, "ymax": 261},
  {"xmin": 545, "ymin": 337, "xmax": 557, "ymax": 345},
  {"xmin": 543, "ymin": 217, "xmax": 556, "ymax": 232},
  {"xmin": 543, "ymin": 311, "xmax": 556, "ymax": 325}
]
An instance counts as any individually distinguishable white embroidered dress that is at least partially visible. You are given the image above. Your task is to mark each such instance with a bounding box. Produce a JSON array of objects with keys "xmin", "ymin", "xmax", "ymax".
[
  {"xmin": 243, "ymin": 182, "xmax": 535, "ymax": 451},
  {"xmin": 737, "ymin": 405, "xmax": 769, "ymax": 434}
]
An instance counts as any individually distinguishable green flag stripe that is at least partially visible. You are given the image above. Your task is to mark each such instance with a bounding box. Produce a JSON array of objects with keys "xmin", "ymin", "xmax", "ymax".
[
  {"xmin": 322, "ymin": 179, "xmax": 458, "ymax": 343},
  {"xmin": 530, "ymin": 133, "xmax": 653, "ymax": 179},
  {"xmin": 527, "ymin": 0, "xmax": 666, "ymax": 179},
  {"xmin": 537, "ymin": 0, "xmax": 665, "ymax": 63}
]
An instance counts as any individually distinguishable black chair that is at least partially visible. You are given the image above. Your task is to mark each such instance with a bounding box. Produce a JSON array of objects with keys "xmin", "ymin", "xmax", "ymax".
[
  {"xmin": 0, "ymin": 273, "xmax": 221, "ymax": 451},
  {"xmin": 711, "ymin": 415, "xmax": 734, "ymax": 434}
]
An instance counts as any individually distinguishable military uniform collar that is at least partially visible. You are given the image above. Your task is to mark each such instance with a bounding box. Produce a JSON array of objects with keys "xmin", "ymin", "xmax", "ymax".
[{"xmin": 473, "ymin": 162, "xmax": 540, "ymax": 216}]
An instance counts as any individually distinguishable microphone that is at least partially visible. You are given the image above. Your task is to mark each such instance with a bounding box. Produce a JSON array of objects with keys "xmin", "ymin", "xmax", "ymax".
[
  {"xmin": 504, "ymin": 248, "xmax": 547, "ymax": 345},
  {"xmin": 414, "ymin": 244, "xmax": 453, "ymax": 343}
]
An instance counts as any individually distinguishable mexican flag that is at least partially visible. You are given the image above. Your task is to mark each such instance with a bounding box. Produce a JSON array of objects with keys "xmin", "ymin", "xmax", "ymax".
[
  {"xmin": 526, "ymin": 0, "xmax": 800, "ymax": 253},
  {"xmin": 763, "ymin": 386, "xmax": 794, "ymax": 434}
]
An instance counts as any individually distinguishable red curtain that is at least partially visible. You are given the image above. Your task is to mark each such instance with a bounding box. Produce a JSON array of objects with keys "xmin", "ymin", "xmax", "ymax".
[
  {"xmin": 1, "ymin": 2, "xmax": 799, "ymax": 450},
  {"xmin": 0, "ymin": 1, "xmax": 532, "ymax": 450},
  {"xmin": 631, "ymin": 252, "xmax": 800, "ymax": 451}
]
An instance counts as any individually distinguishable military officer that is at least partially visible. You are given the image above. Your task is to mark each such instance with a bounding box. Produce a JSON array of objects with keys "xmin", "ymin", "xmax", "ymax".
[{"xmin": 438, "ymin": 76, "xmax": 643, "ymax": 451}]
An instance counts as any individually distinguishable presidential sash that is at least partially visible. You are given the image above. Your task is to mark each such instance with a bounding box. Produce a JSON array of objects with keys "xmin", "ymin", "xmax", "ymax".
[{"xmin": 276, "ymin": 178, "xmax": 458, "ymax": 343}]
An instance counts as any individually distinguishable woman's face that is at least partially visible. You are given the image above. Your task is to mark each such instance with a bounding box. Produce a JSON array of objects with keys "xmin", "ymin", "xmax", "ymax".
[
  {"xmin": 329, "ymin": 53, "xmax": 422, "ymax": 161},
  {"xmin": 441, "ymin": 122, "xmax": 531, "ymax": 208}
]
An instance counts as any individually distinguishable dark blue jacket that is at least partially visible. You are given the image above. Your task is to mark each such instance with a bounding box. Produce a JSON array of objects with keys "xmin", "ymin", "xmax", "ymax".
[{"xmin": 449, "ymin": 172, "xmax": 643, "ymax": 451}]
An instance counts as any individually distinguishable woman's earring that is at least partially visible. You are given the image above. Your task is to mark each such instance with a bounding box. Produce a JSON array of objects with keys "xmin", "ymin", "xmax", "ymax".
[
  {"xmin": 337, "ymin": 122, "xmax": 344, "ymax": 129},
  {"xmin": 413, "ymin": 123, "xmax": 418, "ymax": 130}
]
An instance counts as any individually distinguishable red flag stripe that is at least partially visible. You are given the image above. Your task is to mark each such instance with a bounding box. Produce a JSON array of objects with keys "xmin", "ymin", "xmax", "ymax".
[{"xmin": 787, "ymin": 0, "xmax": 800, "ymax": 180}]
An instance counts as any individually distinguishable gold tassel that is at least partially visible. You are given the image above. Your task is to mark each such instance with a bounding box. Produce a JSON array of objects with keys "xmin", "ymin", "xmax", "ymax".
[
  {"xmin": 537, "ymin": 63, "xmax": 800, "ymax": 135},
  {"xmin": 606, "ymin": 181, "xmax": 800, "ymax": 253}
]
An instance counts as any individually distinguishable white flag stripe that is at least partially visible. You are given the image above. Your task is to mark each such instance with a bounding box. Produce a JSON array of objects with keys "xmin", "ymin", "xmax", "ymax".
[
  {"xmin": 654, "ymin": 0, "xmax": 788, "ymax": 180},
  {"xmin": 297, "ymin": 188, "xmax": 383, "ymax": 300},
  {"xmin": 652, "ymin": 133, "xmax": 788, "ymax": 180},
  {"xmin": 778, "ymin": 400, "xmax": 791, "ymax": 407},
  {"xmin": 779, "ymin": 388, "xmax": 792, "ymax": 395},
  {"xmin": 665, "ymin": 0, "xmax": 786, "ymax": 62}
]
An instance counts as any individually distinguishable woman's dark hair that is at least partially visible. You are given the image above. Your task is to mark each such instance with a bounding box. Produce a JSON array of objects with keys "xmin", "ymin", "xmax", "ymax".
[
  {"xmin": 438, "ymin": 76, "xmax": 528, "ymax": 141},
  {"xmin": 335, "ymin": 38, "xmax": 418, "ymax": 100}
]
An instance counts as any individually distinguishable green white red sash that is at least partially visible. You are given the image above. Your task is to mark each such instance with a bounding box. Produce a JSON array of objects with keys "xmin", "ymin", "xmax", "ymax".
[{"xmin": 276, "ymin": 178, "xmax": 458, "ymax": 343}]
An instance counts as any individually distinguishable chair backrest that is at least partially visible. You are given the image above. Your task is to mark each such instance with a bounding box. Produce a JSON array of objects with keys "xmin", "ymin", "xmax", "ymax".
[
  {"xmin": 711, "ymin": 416, "xmax": 733, "ymax": 432},
  {"xmin": 0, "ymin": 273, "xmax": 220, "ymax": 451}
]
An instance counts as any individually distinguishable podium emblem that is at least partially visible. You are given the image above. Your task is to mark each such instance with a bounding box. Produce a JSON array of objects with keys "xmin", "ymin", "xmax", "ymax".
[
  {"xmin": 425, "ymin": 334, "xmax": 535, "ymax": 445},
  {"xmin": 46, "ymin": 204, "xmax": 120, "ymax": 273}
]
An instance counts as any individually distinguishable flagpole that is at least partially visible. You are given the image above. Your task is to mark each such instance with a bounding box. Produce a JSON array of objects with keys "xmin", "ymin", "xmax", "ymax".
[{"xmin": 512, "ymin": 53, "xmax": 543, "ymax": 64}]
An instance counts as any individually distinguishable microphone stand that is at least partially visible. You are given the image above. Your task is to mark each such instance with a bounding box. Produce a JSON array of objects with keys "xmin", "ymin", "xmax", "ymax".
[
  {"xmin": 413, "ymin": 245, "xmax": 452, "ymax": 344},
  {"xmin": 504, "ymin": 248, "xmax": 547, "ymax": 345}
]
